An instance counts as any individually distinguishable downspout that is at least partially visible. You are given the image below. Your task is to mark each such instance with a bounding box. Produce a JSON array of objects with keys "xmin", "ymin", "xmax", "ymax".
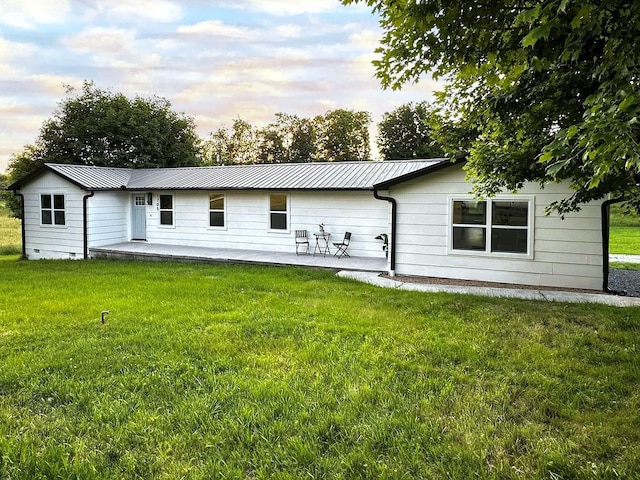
[
  {"xmin": 83, "ymin": 191, "xmax": 95, "ymax": 259},
  {"xmin": 373, "ymin": 189, "xmax": 397, "ymax": 276},
  {"xmin": 12, "ymin": 191, "xmax": 26, "ymax": 259},
  {"xmin": 601, "ymin": 197, "xmax": 625, "ymax": 294}
]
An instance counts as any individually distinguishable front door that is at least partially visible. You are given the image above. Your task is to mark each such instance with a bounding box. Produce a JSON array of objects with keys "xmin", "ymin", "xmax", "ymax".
[{"xmin": 131, "ymin": 194, "xmax": 147, "ymax": 240}]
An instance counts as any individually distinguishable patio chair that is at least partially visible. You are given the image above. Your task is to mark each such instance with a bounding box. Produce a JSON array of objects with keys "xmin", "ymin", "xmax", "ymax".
[
  {"xmin": 333, "ymin": 231, "xmax": 351, "ymax": 258},
  {"xmin": 295, "ymin": 229, "xmax": 310, "ymax": 255}
]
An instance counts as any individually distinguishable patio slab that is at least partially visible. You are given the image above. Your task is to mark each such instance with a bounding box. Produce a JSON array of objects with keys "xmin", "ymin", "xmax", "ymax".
[{"xmin": 90, "ymin": 242, "xmax": 388, "ymax": 272}]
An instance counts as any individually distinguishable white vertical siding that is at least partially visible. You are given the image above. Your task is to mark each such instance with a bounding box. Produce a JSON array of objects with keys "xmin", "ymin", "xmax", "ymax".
[
  {"xmin": 142, "ymin": 190, "xmax": 389, "ymax": 258},
  {"xmin": 87, "ymin": 191, "xmax": 129, "ymax": 247},
  {"xmin": 389, "ymin": 165, "xmax": 604, "ymax": 290},
  {"xmin": 19, "ymin": 172, "xmax": 86, "ymax": 259}
]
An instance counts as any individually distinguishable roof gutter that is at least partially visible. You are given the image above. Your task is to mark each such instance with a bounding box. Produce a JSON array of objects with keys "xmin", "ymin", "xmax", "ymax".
[
  {"xmin": 373, "ymin": 189, "xmax": 397, "ymax": 276},
  {"xmin": 601, "ymin": 197, "xmax": 626, "ymax": 295},
  {"xmin": 83, "ymin": 191, "xmax": 95, "ymax": 259}
]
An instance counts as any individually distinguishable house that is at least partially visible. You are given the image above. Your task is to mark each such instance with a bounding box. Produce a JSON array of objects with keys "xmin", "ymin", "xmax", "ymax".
[{"xmin": 7, "ymin": 159, "xmax": 607, "ymax": 290}]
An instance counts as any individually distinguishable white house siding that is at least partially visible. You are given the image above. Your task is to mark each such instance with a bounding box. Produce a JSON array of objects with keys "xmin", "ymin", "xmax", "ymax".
[
  {"xmin": 142, "ymin": 189, "xmax": 389, "ymax": 258},
  {"xmin": 19, "ymin": 172, "xmax": 86, "ymax": 259},
  {"xmin": 389, "ymin": 165, "xmax": 603, "ymax": 290},
  {"xmin": 86, "ymin": 191, "xmax": 129, "ymax": 247}
]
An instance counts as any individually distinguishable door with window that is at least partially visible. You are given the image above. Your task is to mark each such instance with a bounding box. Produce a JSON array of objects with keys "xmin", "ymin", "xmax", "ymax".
[{"xmin": 131, "ymin": 194, "xmax": 147, "ymax": 240}]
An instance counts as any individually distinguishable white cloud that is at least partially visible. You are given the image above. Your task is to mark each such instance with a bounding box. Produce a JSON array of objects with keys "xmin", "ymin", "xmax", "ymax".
[
  {"xmin": 0, "ymin": 38, "xmax": 38, "ymax": 74},
  {"xmin": 0, "ymin": 0, "xmax": 71, "ymax": 29},
  {"xmin": 88, "ymin": 0, "xmax": 182, "ymax": 23},
  {"xmin": 232, "ymin": 0, "xmax": 342, "ymax": 16},
  {"xmin": 349, "ymin": 29, "xmax": 380, "ymax": 50},
  {"xmin": 177, "ymin": 20, "xmax": 249, "ymax": 40},
  {"xmin": 272, "ymin": 24, "xmax": 303, "ymax": 39},
  {"xmin": 61, "ymin": 27, "xmax": 137, "ymax": 55}
]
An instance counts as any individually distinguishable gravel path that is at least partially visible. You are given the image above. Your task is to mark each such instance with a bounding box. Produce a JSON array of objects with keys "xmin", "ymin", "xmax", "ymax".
[{"xmin": 609, "ymin": 269, "xmax": 640, "ymax": 297}]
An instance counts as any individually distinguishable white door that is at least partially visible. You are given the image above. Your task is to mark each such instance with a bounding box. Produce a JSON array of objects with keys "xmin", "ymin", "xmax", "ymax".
[{"xmin": 131, "ymin": 194, "xmax": 147, "ymax": 240}]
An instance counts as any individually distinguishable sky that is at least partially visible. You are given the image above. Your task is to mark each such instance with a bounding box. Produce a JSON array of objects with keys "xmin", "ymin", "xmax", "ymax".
[{"xmin": 0, "ymin": 0, "xmax": 442, "ymax": 173}]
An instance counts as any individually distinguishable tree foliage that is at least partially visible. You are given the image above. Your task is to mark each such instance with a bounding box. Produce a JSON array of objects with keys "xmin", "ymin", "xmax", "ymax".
[
  {"xmin": 344, "ymin": 0, "xmax": 640, "ymax": 213},
  {"xmin": 2, "ymin": 145, "xmax": 46, "ymax": 217},
  {"xmin": 314, "ymin": 109, "xmax": 372, "ymax": 162},
  {"xmin": 203, "ymin": 110, "xmax": 369, "ymax": 164},
  {"xmin": 257, "ymin": 114, "xmax": 317, "ymax": 164},
  {"xmin": 38, "ymin": 81, "xmax": 201, "ymax": 168},
  {"xmin": 3, "ymin": 81, "xmax": 202, "ymax": 217},
  {"xmin": 377, "ymin": 102, "xmax": 445, "ymax": 159}
]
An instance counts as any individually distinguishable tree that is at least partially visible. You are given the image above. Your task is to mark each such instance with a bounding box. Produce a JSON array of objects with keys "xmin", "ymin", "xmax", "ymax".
[
  {"xmin": 343, "ymin": 0, "xmax": 640, "ymax": 213},
  {"xmin": 201, "ymin": 127, "xmax": 231, "ymax": 165},
  {"xmin": 314, "ymin": 109, "xmax": 372, "ymax": 162},
  {"xmin": 377, "ymin": 102, "xmax": 445, "ymax": 159},
  {"xmin": 3, "ymin": 81, "xmax": 203, "ymax": 217},
  {"xmin": 257, "ymin": 113, "xmax": 317, "ymax": 163},
  {"xmin": 227, "ymin": 118, "xmax": 259, "ymax": 165},
  {"xmin": 38, "ymin": 81, "xmax": 201, "ymax": 168},
  {"xmin": 2, "ymin": 145, "xmax": 44, "ymax": 217}
]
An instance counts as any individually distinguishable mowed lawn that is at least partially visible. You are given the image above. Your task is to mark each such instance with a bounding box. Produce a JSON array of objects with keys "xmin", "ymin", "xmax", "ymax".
[{"xmin": 0, "ymin": 257, "xmax": 639, "ymax": 479}]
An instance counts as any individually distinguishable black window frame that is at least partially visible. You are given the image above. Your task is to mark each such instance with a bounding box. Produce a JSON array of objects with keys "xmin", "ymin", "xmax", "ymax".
[
  {"xmin": 159, "ymin": 194, "xmax": 174, "ymax": 226},
  {"xmin": 41, "ymin": 194, "xmax": 66, "ymax": 226},
  {"xmin": 450, "ymin": 197, "xmax": 532, "ymax": 257}
]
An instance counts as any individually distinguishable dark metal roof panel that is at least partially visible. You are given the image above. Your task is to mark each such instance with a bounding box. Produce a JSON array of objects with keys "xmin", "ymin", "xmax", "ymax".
[
  {"xmin": 46, "ymin": 164, "xmax": 132, "ymax": 190},
  {"xmin": 126, "ymin": 160, "xmax": 449, "ymax": 190},
  {"xmin": 33, "ymin": 159, "xmax": 451, "ymax": 191}
]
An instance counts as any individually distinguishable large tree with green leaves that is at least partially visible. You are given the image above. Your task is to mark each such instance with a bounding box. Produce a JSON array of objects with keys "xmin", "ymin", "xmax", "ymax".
[
  {"xmin": 343, "ymin": 0, "xmax": 640, "ymax": 213},
  {"xmin": 314, "ymin": 109, "xmax": 372, "ymax": 162},
  {"xmin": 4, "ymin": 81, "xmax": 202, "ymax": 217},
  {"xmin": 377, "ymin": 102, "xmax": 445, "ymax": 159},
  {"xmin": 37, "ymin": 81, "xmax": 201, "ymax": 168},
  {"xmin": 257, "ymin": 113, "xmax": 317, "ymax": 163}
]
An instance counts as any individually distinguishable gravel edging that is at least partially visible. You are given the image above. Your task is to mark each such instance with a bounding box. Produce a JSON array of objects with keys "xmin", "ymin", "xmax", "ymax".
[{"xmin": 609, "ymin": 269, "xmax": 640, "ymax": 297}]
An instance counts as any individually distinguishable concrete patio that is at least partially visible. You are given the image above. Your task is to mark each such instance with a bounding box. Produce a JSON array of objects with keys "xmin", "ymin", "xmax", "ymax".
[{"xmin": 89, "ymin": 241, "xmax": 388, "ymax": 272}]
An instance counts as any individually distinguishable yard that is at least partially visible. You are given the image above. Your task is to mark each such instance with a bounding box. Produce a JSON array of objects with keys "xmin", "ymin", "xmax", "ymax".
[
  {"xmin": 0, "ymin": 201, "xmax": 639, "ymax": 478},
  {"xmin": 0, "ymin": 258, "xmax": 638, "ymax": 478}
]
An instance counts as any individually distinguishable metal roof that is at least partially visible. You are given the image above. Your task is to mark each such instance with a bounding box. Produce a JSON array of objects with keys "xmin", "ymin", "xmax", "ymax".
[
  {"xmin": 46, "ymin": 164, "xmax": 133, "ymax": 190},
  {"xmin": 14, "ymin": 159, "xmax": 453, "ymax": 191}
]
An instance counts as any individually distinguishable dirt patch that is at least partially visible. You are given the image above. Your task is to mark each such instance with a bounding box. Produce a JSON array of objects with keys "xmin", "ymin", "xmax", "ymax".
[{"xmin": 381, "ymin": 274, "xmax": 605, "ymax": 295}]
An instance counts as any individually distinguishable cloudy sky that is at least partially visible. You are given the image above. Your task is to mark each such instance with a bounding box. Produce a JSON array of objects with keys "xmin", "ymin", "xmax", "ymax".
[{"xmin": 0, "ymin": 0, "xmax": 442, "ymax": 172}]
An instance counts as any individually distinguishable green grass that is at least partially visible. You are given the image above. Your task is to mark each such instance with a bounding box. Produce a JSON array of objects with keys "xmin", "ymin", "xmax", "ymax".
[
  {"xmin": 0, "ymin": 202, "xmax": 21, "ymax": 255},
  {"xmin": 610, "ymin": 262, "xmax": 640, "ymax": 271},
  {"xmin": 610, "ymin": 205, "xmax": 640, "ymax": 255},
  {"xmin": 0, "ymin": 258, "xmax": 639, "ymax": 479}
]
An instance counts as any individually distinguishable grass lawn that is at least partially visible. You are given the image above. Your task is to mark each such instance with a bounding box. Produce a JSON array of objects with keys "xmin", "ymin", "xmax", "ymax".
[
  {"xmin": 610, "ymin": 205, "xmax": 640, "ymax": 255},
  {"xmin": 0, "ymin": 257, "xmax": 639, "ymax": 478},
  {"xmin": 0, "ymin": 202, "xmax": 21, "ymax": 255}
]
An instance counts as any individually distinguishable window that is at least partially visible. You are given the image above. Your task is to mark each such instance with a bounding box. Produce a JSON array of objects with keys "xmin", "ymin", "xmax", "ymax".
[
  {"xmin": 41, "ymin": 194, "xmax": 65, "ymax": 225},
  {"xmin": 451, "ymin": 198, "xmax": 532, "ymax": 255},
  {"xmin": 159, "ymin": 194, "xmax": 174, "ymax": 226},
  {"xmin": 209, "ymin": 193, "xmax": 225, "ymax": 227},
  {"xmin": 269, "ymin": 194, "xmax": 287, "ymax": 230}
]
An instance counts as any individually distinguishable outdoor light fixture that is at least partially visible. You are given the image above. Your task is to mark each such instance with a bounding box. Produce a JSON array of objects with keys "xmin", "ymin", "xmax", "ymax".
[{"xmin": 146, "ymin": 192, "xmax": 153, "ymax": 205}]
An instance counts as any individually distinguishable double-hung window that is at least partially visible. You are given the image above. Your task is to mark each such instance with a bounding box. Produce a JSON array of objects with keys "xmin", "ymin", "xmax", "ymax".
[
  {"xmin": 269, "ymin": 194, "xmax": 288, "ymax": 230},
  {"xmin": 450, "ymin": 197, "xmax": 532, "ymax": 256},
  {"xmin": 159, "ymin": 194, "xmax": 174, "ymax": 226},
  {"xmin": 209, "ymin": 193, "xmax": 225, "ymax": 228},
  {"xmin": 41, "ymin": 194, "xmax": 66, "ymax": 226}
]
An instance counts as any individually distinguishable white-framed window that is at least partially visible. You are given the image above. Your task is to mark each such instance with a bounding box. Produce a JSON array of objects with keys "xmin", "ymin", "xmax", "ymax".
[
  {"xmin": 209, "ymin": 193, "xmax": 225, "ymax": 228},
  {"xmin": 134, "ymin": 194, "xmax": 146, "ymax": 206},
  {"xmin": 449, "ymin": 196, "xmax": 533, "ymax": 257},
  {"xmin": 159, "ymin": 194, "xmax": 174, "ymax": 226},
  {"xmin": 41, "ymin": 194, "xmax": 66, "ymax": 226},
  {"xmin": 269, "ymin": 193, "xmax": 288, "ymax": 231}
]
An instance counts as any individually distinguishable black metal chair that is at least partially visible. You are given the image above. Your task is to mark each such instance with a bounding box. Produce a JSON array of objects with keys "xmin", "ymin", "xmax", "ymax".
[
  {"xmin": 295, "ymin": 229, "xmax": 310, "ymax": 255},
  {"xmin": 333, "ymin": 231, "xmax": 351, "ymax": 258}
]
